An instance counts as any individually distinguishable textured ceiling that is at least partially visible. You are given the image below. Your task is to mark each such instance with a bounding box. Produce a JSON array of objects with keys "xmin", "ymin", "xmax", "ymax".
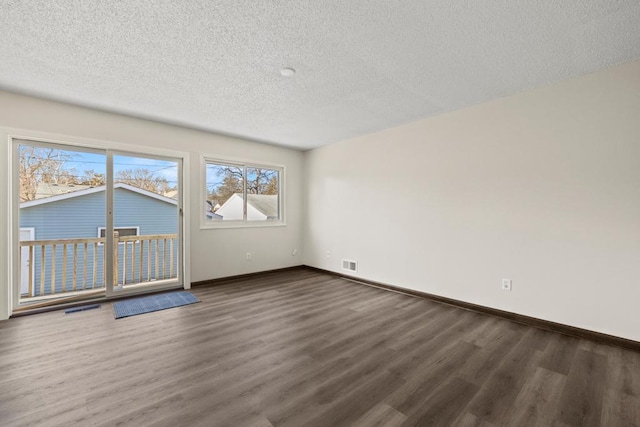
[{"xmin": 1, "ymin": 1, "xmax": 639, "ymax": 150}]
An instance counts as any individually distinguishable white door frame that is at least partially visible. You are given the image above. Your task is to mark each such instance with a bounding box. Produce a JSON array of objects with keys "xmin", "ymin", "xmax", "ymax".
[
  {"xmin": 6, "ymin": 131, "xmax": 190, "ymax": 316},
  {"xmin": 19, "ymin": 227, "xmax": 35, "ymax": 296},
  {"xmin": 105, "ymin": 150, "xmax": 184, "ymax": 297}
]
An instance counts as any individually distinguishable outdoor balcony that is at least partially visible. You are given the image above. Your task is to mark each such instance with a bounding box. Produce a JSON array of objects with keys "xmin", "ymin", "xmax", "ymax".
[{"xmin": 19, "ymin": 232, "xmax": 178, "ymax": 304}]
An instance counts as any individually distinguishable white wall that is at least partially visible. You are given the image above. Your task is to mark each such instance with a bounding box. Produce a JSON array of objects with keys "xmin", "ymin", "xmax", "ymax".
[
  {"xmin": 0, "ymin": 90, "xmax": 304, "ymax": 320},
  {"xmin": 304, "ymin": 60, "xmax": 640, "ymax": 341}
]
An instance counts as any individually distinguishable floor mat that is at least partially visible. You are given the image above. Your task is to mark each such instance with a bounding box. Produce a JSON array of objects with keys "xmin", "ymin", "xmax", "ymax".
[{"xmin": 113, "ymin": 291, "xmax": 199, "ymax": 319}]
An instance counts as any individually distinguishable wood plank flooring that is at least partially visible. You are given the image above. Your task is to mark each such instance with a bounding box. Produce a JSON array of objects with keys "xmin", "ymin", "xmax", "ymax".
[{"xmin": 1, "ymin": 268, "xmax": 638, "ymax": 426}]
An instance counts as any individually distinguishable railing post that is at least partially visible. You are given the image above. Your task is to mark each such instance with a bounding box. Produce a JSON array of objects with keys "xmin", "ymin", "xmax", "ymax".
[
  {"xmin": 40, "ymin": 245, "xmax": 45, "ymax": 296},
  {"xmin": 28, "ymin": 245, "xmax": 34, "ymax": 297},
  {"xmin": 51, "ymin": 244, "xmax": 56, "ymax": 294},
  {"xmin": 113, "ymin": 231, "xmax": 120, "ymax": 286}
]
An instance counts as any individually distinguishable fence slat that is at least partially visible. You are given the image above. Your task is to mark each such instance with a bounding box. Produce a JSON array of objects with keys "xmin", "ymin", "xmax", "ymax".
[
  {"xmin": 163, "ymin": 238, "xmax": 167, "ymax": 279},
  {"xmin": 131, "ymin": 241, "xmax": 136, "ymax": 284},
  {"xmin": 62, "ymin": 244, "xmax": 67, "ymax": 292},
  {"xmin": 93, "ymin": 242, "xmax": 97, "ymax": 289},
  {"xmin": 170, "ymin": 238, "xmax": 174, "ymax": 278},
  {"xmin": 40, "ymin": 245, "xmax": 45, "ymax": 296},
  {"xmin": 103, "ymin": 242, "xmax": 106, "ymax": 288},
  {"xmin": 140, "ymin": 240, "xmax": 144, "ymax": 284},
  {"xmin": 113, "ymin": 232, "xmax": 120, "ymax": 287},
  {"xmin": 155, "ymin": 240, "xmax": 159, "ymax": 280},
  {"xmin": 28, "ymin": 246, "xmax": 34, "ymax": 297},
  {"xmin": 73, "ymin": 244, "xmax": 78, "ymax": 291},
  {"xmin": 51, "ymin": 245, "xmax": 56, "ymax": 295},
  {"xmin": 83, "ymin": 242, "xmax": 88, "ymax": 290},
  {"xmin": 123, "ymin": 241, "xmax": 127, "ymax": 286}
]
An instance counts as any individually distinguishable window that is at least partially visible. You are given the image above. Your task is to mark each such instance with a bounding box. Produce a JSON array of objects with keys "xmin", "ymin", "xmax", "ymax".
[
  {"xmin": 97, "ymin": 227, "xmax": 140, "ymax": 244},
  {"xmin": 204, "ymin": 159, "xmax": 283, "ymax": 226}
]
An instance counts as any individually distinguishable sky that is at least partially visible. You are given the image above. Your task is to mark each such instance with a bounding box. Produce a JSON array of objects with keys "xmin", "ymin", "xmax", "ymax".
[
  {"xmin": 21, "ymin": 145, "xmax": 179, "ymax": 187},
  {"xmin": 23, "ymin": 144, "xmax": 278, "ymax": 195}
]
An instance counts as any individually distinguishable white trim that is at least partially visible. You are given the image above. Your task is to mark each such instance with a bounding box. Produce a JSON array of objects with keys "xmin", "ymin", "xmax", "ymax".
[
  {"xmin": 201, "ymin": 155, "xmax": 285, "ymax": 229},
  {"xmin": 111, "ymin": 279, "xmax": 183, "ymax": 298},
  {"xmin": 20, "ymin": 182, "xmax": 177, "ymax": 208},
  {"xmin": 7, "ymin": 135, "xmax": 18, "ymax": 319},
  {"xmin": 8, "ymin": 128, "xmax": 187, "ymax": 160},
  {"xmin": 19, "ymin": 227, "xmax": 35, "ymax": 296},
  {"xmin": 200, "ymin": 152, "xmax": 286, "ymax": 169},
  {"xmin": 179, "ymin": 155, "xmax": 189, "ymax": 289},
  {"xmin": 105, "ymin": 152, "xmax": 114, "ymax": 296},
  {"xmin": 19, "ymin": 227, "xmax": 35, "ymax": 236}
]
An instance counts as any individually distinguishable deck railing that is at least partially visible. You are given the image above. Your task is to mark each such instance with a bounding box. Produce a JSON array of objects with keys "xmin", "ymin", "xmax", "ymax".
[
  {"xmin": 19, "ymin": 232, "xmax": 178, "ymax": 298},
  {"xmin": 117, "ymin": 234, "xmax": 178, "ymax": 287}
]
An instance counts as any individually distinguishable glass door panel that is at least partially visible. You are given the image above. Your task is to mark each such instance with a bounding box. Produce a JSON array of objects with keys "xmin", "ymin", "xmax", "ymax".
[
  {"xmin": 111, "ymin": 153, "xmax": 181, "ymax": 292},
  {"xmin": 17, "ymin": 141, "xmax": 107, "ymax": 306}
]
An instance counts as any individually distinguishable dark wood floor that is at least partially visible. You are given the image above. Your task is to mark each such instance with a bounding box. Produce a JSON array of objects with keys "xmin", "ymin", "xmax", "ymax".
[{"xmin": 1, "ymin": 268, "xmax": 639, "ymax": 426}]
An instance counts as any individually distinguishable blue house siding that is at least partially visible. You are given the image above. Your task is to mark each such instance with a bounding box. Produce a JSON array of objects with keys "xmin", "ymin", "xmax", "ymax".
[{"xmin": 20, "ymin": 187, "xmax": 178, "ymax": 296}]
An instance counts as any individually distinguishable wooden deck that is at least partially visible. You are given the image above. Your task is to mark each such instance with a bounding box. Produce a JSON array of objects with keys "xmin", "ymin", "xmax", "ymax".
[{"xmin": 1, "ymin": 268, "xmax": 638, "ymax": 426}]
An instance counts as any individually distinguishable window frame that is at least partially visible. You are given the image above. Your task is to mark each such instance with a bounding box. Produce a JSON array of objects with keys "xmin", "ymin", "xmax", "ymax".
[
  {"xmin": 97, "ymin": 226, "xmax": 140, "ymax": 245},
  {"xmin": 201, "ymin": 156, "xmax": 285, "ymax": 229}
]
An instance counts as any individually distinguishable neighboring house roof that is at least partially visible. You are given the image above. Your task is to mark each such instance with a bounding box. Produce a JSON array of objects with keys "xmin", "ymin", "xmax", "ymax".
[
  {"xmin": 21, "ymin": 183, "xmax": 177, "ymax": 208},
  {"xmin": 35, "ymin": 183, "xmax": 93, "ymax": 199},
  {"xmin": 215, "ymin": 193, "xmax": 279, "ymax": 220},
  {"xmin": 206, "ymin": 211, "xmax": 223, "ymax": 220},
  {"xmin": 164, "ymin": 190, "xmax": 179, "ymax": 199},
  {"xmin": 245, "ymin": 194, "xmax": 278, "ymax": 218},
  {"xmin": 206, "ymin": 200, "xmax": 221, "ymax": 212}
]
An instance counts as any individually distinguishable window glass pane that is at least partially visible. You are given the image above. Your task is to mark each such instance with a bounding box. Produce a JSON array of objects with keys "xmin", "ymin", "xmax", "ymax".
[
  {"xmin": 205, "ymin": 162, "xmax": 244, "ymax": 221},
  {"xmin": 116, "ymin": 227, "xmax": 138, "ymax": 237},
  {"xmin": 18, "ymin": 142, "xmax": 106, "ymax": 299},
  {"xmin": 99, "ymin": 227, "xmax": 138, "ymax": 238},
  {"xmin": 246, "ymin": 167, "xmax": 279, "ymax": 221},
  {"xmin": 113, "ymin": 154, "xmax": 179, "ymax": 286},
  {"xmin": 114, "ymin": 156, "xmax": 177, "ymax": 196},
  {"xmin": 19, "ymin": 144, "xmax": 104, "ymax": 201}
]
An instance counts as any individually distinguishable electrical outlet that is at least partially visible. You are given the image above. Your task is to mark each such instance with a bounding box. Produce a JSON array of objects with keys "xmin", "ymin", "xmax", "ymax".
[
  {"xmin": 502, "ymin": 278, "xmax": 512, "ymax": 291},
  {"xmin": 246, "ymin": 252, "xmax": 252, "ymax": 261},
  {"xmin": 292, "ymin": 249, "xmax": 297, "ymax": 256}
]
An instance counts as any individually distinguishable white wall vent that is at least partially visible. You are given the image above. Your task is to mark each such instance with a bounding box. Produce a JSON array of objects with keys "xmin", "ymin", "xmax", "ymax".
[{"xmin": 342, "ymin": 259, "xmax": 357, "ymax": 272}]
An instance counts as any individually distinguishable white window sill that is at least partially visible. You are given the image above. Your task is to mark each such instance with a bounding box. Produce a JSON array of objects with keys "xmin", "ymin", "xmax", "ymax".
[{"xmin": 200, "ymin": 221, "xmax": 286, "ymax": 230}]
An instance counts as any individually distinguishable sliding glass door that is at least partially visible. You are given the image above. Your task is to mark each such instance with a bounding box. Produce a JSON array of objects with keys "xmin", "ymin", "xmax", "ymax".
[
  {"xmin": 18, "ymin": 141, "xmax": 107, "ymax": 305},
  {"xmin": 110, "ymin": 153, "xmax": 181, "ymax": 295},
  {"xmin": 15, "ymin": 139, "xmax": 183, "ymax": 308}
]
